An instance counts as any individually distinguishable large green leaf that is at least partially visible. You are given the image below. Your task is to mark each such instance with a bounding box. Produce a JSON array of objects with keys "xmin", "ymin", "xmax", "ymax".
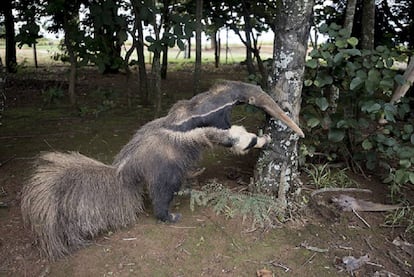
[
  {"xmin": 315, "ymin": 97, "xmax": 329, "ymax": 111},
  {"xmin": 350, "ymin": 77, "xmax": 364, "ymax": 90},
  {"xmin": 307, "ymin": 117, "xmax": 320, "ymax": 128},
  {"xmin": 361, "ymin": 101, "xmax": 381, "ymax": 113},
  {"xmin": 342, "ymin": 48, "xmax": 362, "ymax": 56},
  {"xmin": 335, "ymin": 39, "xmax": 347, "ymax": 48},
  {"xmin": 362, "ymin": 139, "xmax": 373, "ymax": 150},
  {"xmin": 347, "ymin": 37, "xmax": 359, "ymax": 47},
  {"xmin": 306, "ymin": 59, "xmax": 318, "ymax": 69},
  {"xmin": 333, "ymin": 52, "xmax": 344, "ymax": 64},
  {"xmin": 328, "ymin": 128, "xmax": 345, "ymax": 142}
]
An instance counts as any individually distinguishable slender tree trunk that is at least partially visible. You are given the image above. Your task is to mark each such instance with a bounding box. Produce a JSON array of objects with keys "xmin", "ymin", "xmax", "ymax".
[
  {"xmin": 152, "ymin": 51, "xmax": 162, "ymax": 116},
  {"xmin": 243, "ymin": 12, "xmax": 255, "ymax": 75},
  {"xmin": 62, "ymin": 13, "xmax": 80, "ymax": 106},
  {"xmin": 33, "ymin": 42, "xmax": 38, "ymax": 68},
  {"xmin": 255, "ymin": 0, "xmax": 314, "ymax": 213},
  {"xmin": 214, "ymin": 32, "xmax": 220, "ymax": 68},
  {"xmin": 137, "ymin": 40, "xmax": 149, "ymax": 104},
  {"xmin": 161, "ymin": 0, "xmax": 170, "ymax": 80},
  {"xmin": 132, "ymin": 2, "xmax": 149, "ymax": 103},
  {"xmin": 211, "ymin": 30, "xmax": 217, "ymax": 50},
  {"xmin": 194, "ymin": 0, "xmax": 203, "ymax": 95},
  {"xmin": 343, "ymin": 0, "xmax": 357, "ymax": 37},
  {"xmin": 161, "ymin": 43, "xmax": 168, "ymax": 80},
  {"xmin": 3, "ymin": 0, "xmax": 17, "ymax": 73},
  {"xmin": 150, "ymin": 1, "xmax": 162, "ymax": 115},
  {"xmin": 64, "ymin": 33, "xmax": 77, "ymax": 106},
  {"xmin": 187, "ymin": 38, "xmax": 191, "ymax": 59},
  {"xmin": 361, "ymin": 0, "xmax": 375, "ymax": 50},
  {"xmin": 253, "ymin": 49, "xmax": 268, "ymax": 90}
]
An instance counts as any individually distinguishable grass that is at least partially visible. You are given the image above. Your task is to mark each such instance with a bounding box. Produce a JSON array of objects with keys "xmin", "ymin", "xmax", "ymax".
[
  {"xmin": 0, "ymin": 39, "xmax": 273, "ymax": 68},
  {"xmin": 304, "ymin": 163, "xmax": 359, "ymax": 189},
  {"xmin": 385, "ymin": 205, "xmax": 414, "ymax": 234},
  {"xmin": 186, "ymin": 180, "xmax": 285, "ymax": 228}
]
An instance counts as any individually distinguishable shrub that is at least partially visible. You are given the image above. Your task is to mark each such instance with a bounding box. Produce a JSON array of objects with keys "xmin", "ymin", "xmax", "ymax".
[{"xmin": 302, "ymin": 22, "xmax": 413, "ymax": 199}]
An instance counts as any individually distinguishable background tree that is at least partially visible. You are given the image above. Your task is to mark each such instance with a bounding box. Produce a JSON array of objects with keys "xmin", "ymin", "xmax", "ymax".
[
  {"xmin": 15, "ymin": 0, "xmax": 44, "ymax": 68},
  {"xmin": 360, "ymin": 0, "xmax": 375, "ymax": 50},
  {"xmin": 193, "ymin": 0, "xmax": 202, "ymax": 94},
  {"xmin": 46, "ymin": 0, "xmax": 85, "ymax": 105},
  {"xmin": 86, "ymin": 0, "xmax": 128, "ymax": 74},
  {"xmin": 255, "ymin": 0, "xmax": 314, "ymax": 212},
  {"xmin": 0, "ymin": 0, "xmax": 17, "ymax": 73},
  {"xmin": 129, "ymin": 0, "xmax": 150, "ymax": 102},
  {"xmin": 343, "ymin": 0, "xmax": 357, "ymax": 37}
]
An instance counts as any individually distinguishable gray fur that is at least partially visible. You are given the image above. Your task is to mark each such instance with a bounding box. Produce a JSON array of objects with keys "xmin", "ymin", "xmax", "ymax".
[
  {"xmin": 21, "ymin": 152, "xmax": 143, "ymax": 259},
  {"xmin": 21, "ymin": 80, "xmax": 302, "ymax": 260}
]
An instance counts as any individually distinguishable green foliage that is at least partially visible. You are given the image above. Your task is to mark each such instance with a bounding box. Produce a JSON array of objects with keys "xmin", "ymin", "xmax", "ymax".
[
  {"xmin": 78, "ymin": 88, "xmax": 118, "ymax": 117},
  {"xmin": 384, "ymin": 206, "xmax": 414, "ymax": 234},
  {"xmin": 41, "ymin": 87, "xmax": 64, "ymax": 106},
  {"xmin": 187, "ymin": 180, "xmax": 284, "ymax": 228},
  {"xmin": 143, "ymin": 1, "xmax": 195, "ymax": 54},
  {"xmin": 303, "ymin": 22, "xmax": 413, "ymax": 197},
  {"xmin": 304, "ymin": 164, "xmax": 359, "ymax": 189}
]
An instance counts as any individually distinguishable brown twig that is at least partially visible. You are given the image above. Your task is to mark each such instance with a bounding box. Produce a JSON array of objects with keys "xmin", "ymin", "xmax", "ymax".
[
  {"xmin": 311, "ymin": 187, "xmax": 372, "ymax": 198},
  {"xmin": 300, "ymin": 242, "xmax": 329, "ymax": 253},
  {"xmin": 301, "ymin": 252, "xmax": 317, "ymax": 267},
  {"xmin": 352, "ymin": 209, "xmax": 371, "ymax": 228}
]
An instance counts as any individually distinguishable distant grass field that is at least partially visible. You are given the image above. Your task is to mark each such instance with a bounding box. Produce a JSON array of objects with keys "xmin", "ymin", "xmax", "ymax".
[{"xmin": 0, "ymin": 39, "xmax": 273, "ymax": 68}]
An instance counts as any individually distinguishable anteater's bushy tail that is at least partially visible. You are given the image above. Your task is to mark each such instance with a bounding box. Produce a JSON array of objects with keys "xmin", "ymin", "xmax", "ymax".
[{"xmin": 21, "ymin": 152, "xmax": 143, "ymax": 260}]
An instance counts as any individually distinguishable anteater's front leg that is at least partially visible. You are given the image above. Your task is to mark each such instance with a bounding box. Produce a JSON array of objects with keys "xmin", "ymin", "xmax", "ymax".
[{"xmin": 205, "ymin": 125, "xmax": 271, "ymax": 154}]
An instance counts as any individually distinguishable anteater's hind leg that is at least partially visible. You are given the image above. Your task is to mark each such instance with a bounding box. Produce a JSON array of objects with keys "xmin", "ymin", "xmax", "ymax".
[{"xmin": 149, "ymin": 163, "xmax": 184, "ymax": 223}]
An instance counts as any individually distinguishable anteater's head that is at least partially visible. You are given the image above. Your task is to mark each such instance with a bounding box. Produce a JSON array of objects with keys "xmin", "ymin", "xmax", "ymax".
[{"xmin": 169, "ymin": 80, "xmax": 304, "ymax": 138}]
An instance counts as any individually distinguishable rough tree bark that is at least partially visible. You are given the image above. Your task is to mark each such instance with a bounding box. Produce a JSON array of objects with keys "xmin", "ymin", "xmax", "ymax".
[
  {"xmin": 255, "ymin": 0, "xmax": 314, "ymax": 212},
  {"xmin": 343, "ymin": 0, "xmax": 357, "ymax": 37},
  {"xmin": 361, "ymin": 0, "xmax": 375, "ymax": 50}
]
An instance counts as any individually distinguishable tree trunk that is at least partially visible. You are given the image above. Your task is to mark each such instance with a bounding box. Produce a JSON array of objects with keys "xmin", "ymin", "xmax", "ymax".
[
  {"xmin": 152, "ymin": 51, "xmax": 162, "ymax": 116},
  {"xmin": 3, "ymin": 0, "xmax": 17, "ymax": 73},
  {"xmin": 360, "ymin": 0, "xmax": 375, "ymax": 50},
  {"xmin": 161, "ymin": 1, "xmax": 170, "ymax": 80},
  {"xmin": 243, "ymin": 11, "xmax": 255, "ymax": 76},
  {"xmin": 161, "ymin": 44, "xmax": 168, "ymax": 80},
  {"xmin": 255, "ymin": 0, "xmax": 314, "ymax": 213},
  {"xmin": 186, "ymin": 38, "xmax": 191, "ymax": 59},
  {"xmin": 64, "ymin": 33, "xmax": 77, "ymax": 106},
  {"xmin": 68, "ymin": 52, "xmax": 77, "ymax": 105},
  {"xmin": 194, "ymin": 0, "xmax": 203, "ymax": 95},
  {"xmin": 33, "ymin": 42, "xmax": 38, "ymax": 68},
  {"xmin": 137, "ymin": 34, "xmax": 149, "ymax": 104},
  {"xmin": 343, "ymin": 0, "xmax": 357, "ymax": 37},
  {"xmin": 131, "ymin": 1, "xmax": 149, "ymax": 103},
  {"xmin": 211, "ymin": 30, "xmax": 217, "ymax": 50},
  {"xmin": 390, "ymin": 55, "xmax": 414, "ymax": 104},
  {"xmin": 214, "ymin": 32, "xmax": 220, "ymax": 68}
]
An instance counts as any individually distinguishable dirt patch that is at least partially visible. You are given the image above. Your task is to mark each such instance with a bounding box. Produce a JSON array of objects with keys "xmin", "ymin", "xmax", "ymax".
[{"xmin": 1, "ymin": 66, "xmax": 413, "ymax": 277}]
